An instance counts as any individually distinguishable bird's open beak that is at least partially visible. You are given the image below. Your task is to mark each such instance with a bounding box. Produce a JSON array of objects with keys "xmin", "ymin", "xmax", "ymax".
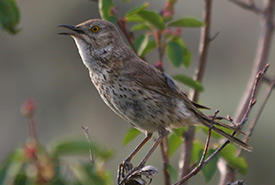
[{"xmin": 58, "ymin": 25, "xmax": 84, "ymax": 36}]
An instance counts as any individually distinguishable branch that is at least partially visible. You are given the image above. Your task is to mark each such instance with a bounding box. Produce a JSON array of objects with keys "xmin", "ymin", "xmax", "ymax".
[
  {"xmin": 173, "ymin": 110, "xmax": 219, "ymax": 185},
  {"xmin": 116, "ymin": 17, "xmax": 138, "ymax": 55},
  {"xmin": 176, "ymin": 64, "xmax": 269, "ymax": 185},
  {"xmin": 218, "ymin": 64, "xmax": 270, "ymax": 185},
  {"xmin": 263, "ymin": 74, "xmax": 275, "ymax": 86},
  {"xmin": 220, "ymin": 0, "xmax": 274, "ymax": 183},
  {"xmin": 81, "ymin": 126, "xmax": 94, "ymax": 163},
  {"xmin": 21, "ymin": 99, "xmax": 38, "ymax": 143},
  {"xmin": 179, "ymin": 0, "xmax": 213, "ymax": 182},
  {"xmin": 160, "ymin": 137, "xmax": 171, "ymax": 185},
  {"xmin": 234, "ymin": 0, "xmax": 274, "ymax": 124},
  {"xmin": 238, "ymin": 64, "xmax": 270, "ymax": 126},
  {"xmin": 237, "ymin": 74, "xmax": 274, "ymax": 156},
  {"xmin": 228, "ymin": 0, "xmax": 263, "ymax": 14}
]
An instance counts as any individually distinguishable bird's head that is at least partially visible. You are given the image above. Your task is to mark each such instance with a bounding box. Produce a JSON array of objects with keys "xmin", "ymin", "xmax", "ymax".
[{"xmin": 58, "ymin": 19, "xmax": 123, "ymax": 51}]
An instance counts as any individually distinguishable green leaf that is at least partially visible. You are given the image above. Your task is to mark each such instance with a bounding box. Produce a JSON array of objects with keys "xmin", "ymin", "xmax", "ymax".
[
  {"xmin": 168, "ymin": 17, "xmax": 205, "ymax": 27},
  {"xmin": 167, "ymin": 164, "xmax": 178, "ymax": 182},
  {"xmin": 201, "ymin": 126, "xmax": 222, "ymax": 139},
  {"xmin": 0, "ymin": 150, "xmax": 24, "ymax": 185},
  {"xmin": 98, "ymin": 0, "xmax": 117, "ymax": 23},
  {"xmin": 126, "ymin": 3, "xmax": 149, "ymax": 17},
  {"xmin": 123, "ymin": 128, "xmax": 141, "ymax": 146},
  {"xmin": 14, "ymin": 171, "xmax": 27, "ymax": 185},
  {"xmin": 140, "ymin": 40, "xmax": 156, "ymax": 57},
  {"xmin": 50, "ymin": 139, "xmax": 113, "ymax": 160},
  {"xmin": 172, "ymin": 127, "xmax": 187, "ymax": 137},
  {"xmin": 70, "ymin": 162, "xmax": 110, "ymax": 185},
  {"xmin": 125, "ymin": 14, "xmax": 144, "ymax": 22},
  {"xmin": 134, "ymin": 34, "xmax": 149, "ymax": 56},
  {"xmin": 200, "ymin": 148, "xmax": 218, "ymax": 182},
  {"xmin": 202, "ymin": 125, "xmax": 232, "ymax": 139},
  {"xmin": 173, "ymin": 38, "xmax": 192, "ymax": 67},
  {"xmin": 220, "ymin": 144, "xmax": 248, "ymax": 174},
  {"xmin": 190, "ymin": 140, "xmax": 204, "ymax": 164},
  {"xmin": 168, "ymin": 133, "xmax": 182, "ymax": 158},
  {"xmin": 183, "ymin": 50, "xmax": 192, "ymax": 67},
  {"xmin": 167, "ymin": 41, "xmax": 183, "ymax": 67},
  {"xmin": 133, "ymin": 35, "xmax": 156, "ymax": 57},
  {"xmin": 0, "ymin": 0, "xmax": 20, "ymax": 34},
  {"xmin": 173, "ymin": 74, "xmax": 204, "ymax": 92},
  {"xmin": 131, "ymin": 23, "xmax": 150, "ymax": 32},
  {"xmin": 136, "ymin": 10, "xmax": 165, "ymax": 30},
  {"xmin": 201, "ymin": 125, "xmax": 232, "ymax": 139}
]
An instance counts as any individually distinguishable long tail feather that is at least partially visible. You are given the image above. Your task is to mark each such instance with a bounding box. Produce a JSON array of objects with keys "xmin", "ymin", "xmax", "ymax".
[
  {"xmin": 199, "ymin": 115, "xmax": 252, "ymax": 152},
  {"xmin": 211, "ymin": 126, "xmax": 252, "ymax": 152}
]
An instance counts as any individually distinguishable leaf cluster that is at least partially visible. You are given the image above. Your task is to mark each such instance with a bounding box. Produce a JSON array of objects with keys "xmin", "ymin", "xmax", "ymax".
[{"xmin": 0, "ymin": 138, "xmax": 113, "ymax": 185}]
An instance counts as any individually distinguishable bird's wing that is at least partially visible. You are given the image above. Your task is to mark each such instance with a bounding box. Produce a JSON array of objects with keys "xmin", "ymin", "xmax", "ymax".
[
  {"xmin": 123, "ymin": 59, "xmax": 203, "ymax": 111},
  {"xmin": 123, "ymin": 59, "xmax": 235, "ymax": 129}
]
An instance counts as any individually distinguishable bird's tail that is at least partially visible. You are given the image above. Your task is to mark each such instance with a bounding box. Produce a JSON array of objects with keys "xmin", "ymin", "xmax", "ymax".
[
  {"xmin": 200, "ymin": 115, "xmax": 252, "ymax": 152},
  {"xmin": 211, "ymin": 125, "xmax": 252, "ymax": 151}
]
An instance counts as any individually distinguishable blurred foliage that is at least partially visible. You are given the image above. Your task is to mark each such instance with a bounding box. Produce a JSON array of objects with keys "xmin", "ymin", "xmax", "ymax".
[
  {"xmin": 98, "ymin": 0, "xmax": 117, "ymax": 23},
  {"xmin": 168, "ymin": 18, "xmax": 205, "ymax": 27},
  {"xmin": 122, "ymin": 128, "xmax": 141, "ymax": 146},
  {"xmin": 200, "ymin": 148, "xmax": 218, "ymax": 182},
  {"xmin": 172, "ymin": 74, "xmax": 204, "ymax": 92},
  {"xmin": 0, "ymin": 99, "xmax": 113, "ymax": 185},
  {"xmin": 167, "ymin": 164, "xmax": 178, "ymax": 182},
  {"xmin": 167, "ymin": 133, "xmax": 182, "ymax": 158},
  {"xmin": 219, "ymin": 144, "xmax": 248, "ymax": 175},
  {"xmin": 0, "ymin": 0, "xmax": 20, "ymax": 34},
  {"xmin": 0, "ymin": 137, "xmax": 114, "ymax": 185}
]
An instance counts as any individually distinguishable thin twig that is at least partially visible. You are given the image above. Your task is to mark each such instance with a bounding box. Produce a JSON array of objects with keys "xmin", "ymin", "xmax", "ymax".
[
  {"xmin": 176, "ymin": 64, "xmax": 269, "ymax": 185},
  {"xmin": 263, "ymin": 75, "xmax": 275, "ymax": 87},
  {"xmin": 160, "ymin": 137, "xmax": 171, "ymax": 185},
  {"xmin": 116, "ymin": 18, "xmax": 138, "ymax": 54},
  {"xmin": 228, "ymin": 0, "xmax": 263, "ymax": 14},
  {"xmin": 234, "ymin": 0, "xmax": 274, "ymax": 124},
  {"xmin": 81, "ymin": 126, "xmax": 94, "ymax": 163},
  {"xmin": 237, "ymin": 76, "xmax": 275, "ymax": 156},
  {"xmin": 157, "ymin": 32, "xmax": 169, "ymax": 185},
  {"xmin": 173, "ymin": 110, "xmax": 219, "ymax": 185},
  {"xmin": 238, "ymin": 64, "xmax": 270, "ymax": 127},
  {"xmin": 220, "ymin": 1, "xmax": 274, "ymax": 183},
  {"xmin": 179, "ymin": 0, "xmax": 213, "ymax": 182},
  {"xmin": 218, "ymin": 64, "xmax": 270, "ymax": 184},
  {"xmin": 28, "ymin": 117, "xmax": 38, "ymax": 142},
  {"xmin": 209, "ymin": 31, "xmax": 220, "ymax": 42}
]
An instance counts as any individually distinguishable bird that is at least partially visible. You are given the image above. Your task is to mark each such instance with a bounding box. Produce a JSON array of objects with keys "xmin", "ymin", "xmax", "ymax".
[{"xmin": 58, "ymin": 19, "xmax": 251, "ymax": 181}]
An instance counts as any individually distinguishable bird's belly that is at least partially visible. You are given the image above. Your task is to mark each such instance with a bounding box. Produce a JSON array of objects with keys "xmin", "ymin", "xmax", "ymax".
[{"xmin": 93, "ymin": 76, "xmax": 199, "ymax": 132}]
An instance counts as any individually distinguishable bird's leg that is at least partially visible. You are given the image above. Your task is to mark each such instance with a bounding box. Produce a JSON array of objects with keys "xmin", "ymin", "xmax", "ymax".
[
  {"xmin": 125, "ymin": 132, "xmax": 153, "ymax": 164},
  {"xmin": 118, "ymin": 132, "xmax": 153, "ymax": 183},
  {"xmin": 137, "ymin": 128, "xmax": 169, "ymax": 168},
  {"xmin": 119, "ymin": 128, "xmax": 169, "ymax": 185}
]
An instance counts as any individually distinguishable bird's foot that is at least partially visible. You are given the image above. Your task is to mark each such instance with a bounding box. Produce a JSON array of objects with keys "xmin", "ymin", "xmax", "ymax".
[
  {"xmin": 117, "ymin": 160, "xmax": 133, "ymax": 184},
  {"xmin": 118, "ymin": 162, "xmax": 158, "ymax": 185}
]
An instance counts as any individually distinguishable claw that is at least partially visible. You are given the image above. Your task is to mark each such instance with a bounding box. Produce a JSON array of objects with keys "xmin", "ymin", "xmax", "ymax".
[
  {"xmin": 122, "ymin": 160, "xmax": 134, "ymax": 173},
  {"xmin": 119, "ymin": 165, "xmax": 158, "ymax": 185}
]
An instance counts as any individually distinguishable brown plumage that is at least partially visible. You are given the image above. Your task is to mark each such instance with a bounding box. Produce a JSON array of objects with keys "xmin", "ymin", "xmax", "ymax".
[{"xmin": 59, "ymin": 19, "xmax": 252, "ymax": 152}]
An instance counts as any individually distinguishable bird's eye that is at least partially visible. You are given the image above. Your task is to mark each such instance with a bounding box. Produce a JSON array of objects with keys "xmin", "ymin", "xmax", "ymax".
[{"xmin": 91, "ymin": 26, "xmax": 99, "ymax": 33}]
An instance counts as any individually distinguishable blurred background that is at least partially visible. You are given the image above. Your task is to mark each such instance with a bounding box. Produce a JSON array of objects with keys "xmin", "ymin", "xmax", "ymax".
[{"xmin": 0, "ymin": 0, "xmax": 274, "ymax": 184}]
